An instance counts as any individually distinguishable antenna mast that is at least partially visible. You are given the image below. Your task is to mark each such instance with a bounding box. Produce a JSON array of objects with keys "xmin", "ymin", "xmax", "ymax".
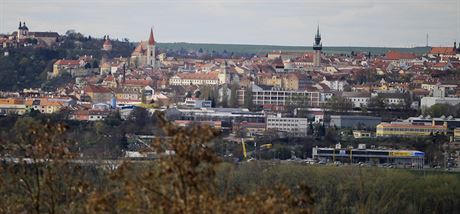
[{"xmin": 426, "ymin": 33, "xmax": 429, "ymax": 47}]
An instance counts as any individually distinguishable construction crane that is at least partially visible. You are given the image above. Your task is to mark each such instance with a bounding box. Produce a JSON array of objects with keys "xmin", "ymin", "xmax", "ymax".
[
  {"xmin": 260, "ymin": 144, "xmax": 272, "ymax": 150},
  {"xmin": 240, "ymin": 138, "xmax": 255, "ymax": 160},
  {"xmin": 241, "ymin": 138, "xmax": 247, "ymax": 159}
]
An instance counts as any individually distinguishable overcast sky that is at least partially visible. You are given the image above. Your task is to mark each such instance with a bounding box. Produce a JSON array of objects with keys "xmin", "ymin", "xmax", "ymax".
[{"xmin": 0, "ymin": 0, "xmax": 459, "ymax": 47}]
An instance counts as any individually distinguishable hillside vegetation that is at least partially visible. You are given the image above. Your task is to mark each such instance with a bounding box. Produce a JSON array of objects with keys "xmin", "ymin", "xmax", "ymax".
[{"xmin": 0, "ymin": 112, "xmax": 459, "ymax": 213}]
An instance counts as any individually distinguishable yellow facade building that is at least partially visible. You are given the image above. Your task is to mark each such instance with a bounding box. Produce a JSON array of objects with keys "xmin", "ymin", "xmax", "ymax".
[
  {"xmin": 0, "ymin": 98, "xmax": 26, "ymax": 115},
  {"xmin": 376, "ymin": 122, "xmax": 448, "ymax": 137},
  {"xmin": 454, "ymin": 128, "xmax": 460, "ymax": 142}
]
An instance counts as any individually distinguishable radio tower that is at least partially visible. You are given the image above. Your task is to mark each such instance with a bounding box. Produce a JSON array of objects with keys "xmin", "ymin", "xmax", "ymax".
[{"xmin": 426, "ymin": 33, "xmax": 429, "ymax": 47}]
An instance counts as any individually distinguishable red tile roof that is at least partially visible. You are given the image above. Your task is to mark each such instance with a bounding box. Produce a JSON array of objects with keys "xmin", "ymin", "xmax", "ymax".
[
  {"xmin": 384, "ymin": 51, "xmax": 417, "ymax": 60},
  {"xmin": 378, "ymin": 123, "xmax": 445, "ymax": 129},
  {"xmin": 84, "ymin": 85, "xmax": 112, "ymax": 94},
  {"xmin": 148, "ymin": 28, "xmax": 155, "ymax": 46},
  {"xmin": 430, "ymin": 47, "xmax": 456, "ymax": 55},
  {"xmin": 54, "ymin": 59, "xmax": 80, "ymax": 66},
  {"xmin": 104, "ymin": 75, "xmax": 115, "ymax": 81},
  {"xmin": 433, "ymin": 62, "xmax": 448, "ymax": 68},
  {"xmin": 124, "ymin": 79, "xmax": 152, "ymax": 86},
  {"xmin": 176, "ymin": 72, "xmax": 219, "ymax": 80},
  {"xmin": 132, "ymin": 42, "xmax": 147, "ymax": 56}
]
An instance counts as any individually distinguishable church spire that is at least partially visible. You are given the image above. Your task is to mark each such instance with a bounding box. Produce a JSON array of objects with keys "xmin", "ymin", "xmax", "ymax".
[
  {"xmin": 316, "ymin": 24, "xmax": 320, "ymax": 38},
  {"xmin": 148, "ymin": 28, "xmax": 155, "ymax": 46},
  {"xmin": 313, "ymin": 24, "xmax": 322, "ymax": 50}
]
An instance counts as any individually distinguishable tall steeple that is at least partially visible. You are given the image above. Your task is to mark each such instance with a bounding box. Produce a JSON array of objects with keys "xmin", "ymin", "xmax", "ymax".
[
  {"xmin": 313, "ymin": 25, "xmax": 322, "ymax": 67},
  {"xmin": 316, "ymin": 25, "xmax": 320, "ymax": 37},
  {"xmin": 313, "ymin": 24, "xmax": 322, "ymax": 50},
  {"xmin": 148, "ymin": 28, "xmax": 156, "ymax": 46},
  {"xmin": 147, "ymin": 28, "xmax": 156, "ymax": 68}
]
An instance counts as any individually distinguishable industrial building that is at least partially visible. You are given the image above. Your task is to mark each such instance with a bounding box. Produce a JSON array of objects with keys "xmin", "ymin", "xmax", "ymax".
[
  {"xmin": 266, "ymin": 114, "xmax": 309, "ymax": 136},
  {"xmin": 376, "ymin": 122, "xmax": 448, "ymax": 137},
  {"xmin": 251, "ymin": 84, "xmax": 321, "ymax": 107},
  {"xmin": 312, "ymin": 145, "xmax": 425, "ymax": 168},
  {"xmin": 329, "ymin": 115, "xmax": 382, "ymax": 129},
  {"xmin": 406, "ymin": 115, "xmax": 460, "ymax": 131}
]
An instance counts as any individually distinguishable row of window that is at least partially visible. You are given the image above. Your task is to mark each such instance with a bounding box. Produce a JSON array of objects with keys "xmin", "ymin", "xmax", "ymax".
[
  {"xmin": 269, "ymin": 127, "xmax": 300, "ymax": 131},
  {"xmin": 268, "ymin": 123, "xmax": 301, "ymax": 127},
  {"xmin": 378, "ymin": 128, "xmax": 445, "ymax": 133},
  {"xmin": 267, "ymin": 118, "xmax": 306, "ymax": 123}
]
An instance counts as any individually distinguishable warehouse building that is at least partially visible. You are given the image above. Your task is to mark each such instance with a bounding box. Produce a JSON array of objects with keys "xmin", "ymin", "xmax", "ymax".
[
  {"xmin": 312, "ymin": 145, "xmax": 425, "ymax": 168},
  {"xmin": 329, "ymin": 115, "xmax": 381, "ymax": 129}
]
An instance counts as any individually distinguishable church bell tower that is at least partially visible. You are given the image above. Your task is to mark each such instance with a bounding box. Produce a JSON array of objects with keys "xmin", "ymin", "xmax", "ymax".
[
  {"xmin": 313, "ymin": 25, "xmax": 322, "ymax": 67},
  {"xmin": 147, "ymin": 28, "xmax": 156, "ymax": 68}
]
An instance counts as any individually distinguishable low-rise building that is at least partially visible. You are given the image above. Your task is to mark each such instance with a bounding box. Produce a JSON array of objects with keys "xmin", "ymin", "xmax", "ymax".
[
  {"xmin": 84, "ymin": 85, "xmax": 113, "ymax": 104},
  {"xmin": 53, "ymin": 59, "xmax": 85, "ymax": 77},
  {"xmin": 233, "ymin": 121, "xmax": 266, "ymax": 137},
  {"xmin": 312, "ymin": 146, "xmax": 425, "ymax": 167},
  {"xmin": 251, "ymin": 84, "xmax": 320, "ymax": 107},
  {"xmin": 0, "ymin": 98, "xmax": 26, "ymax": 115},
  {"xmin": 266, "ymin": 114, "xmax": 309, "ymax": 136},
  {"xmin": 352, "ymin": 130, "xmax": 374, "ymax": 138},
  {"xmin": 376, "ymin": 122, "xmax": 448, "ymax": 137},
  {"xmin": 169, "ymin": 72, "xmax": 219, "ymax": 86},
  {"xmin": 25, "ymin": 97, "xmax": 71, "ymax": 114},
  {"xmin": 183, "ymin": 98, "xmax": 212, "ymax": 108},
  {"xmin": 454, "ymin": 128, "xmax": 460, "ymax": 142},
  {"xmin": 329, "ymin": 115, "xmax": 381, "ymax": 129},
  {"xmin": 71, "ymin": 109, "xmax": 110, "ymax": 121},
  {"xmin": 342, "ymin": 92, "xmax": 371, "ymax": 108},
  {"xmin": 420, "ymin": 96, "xmax": 460, "ymax": 109},
  {"xmin": 405, "ymin": 116, "xmax": 460, "ymax": 131}
]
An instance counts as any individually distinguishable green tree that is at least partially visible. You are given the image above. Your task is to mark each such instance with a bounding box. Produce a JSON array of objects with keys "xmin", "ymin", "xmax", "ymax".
[
  {"xmin": 326, "ymin": 96, "xmax": 352, "ymax": 112},
  {"xmin": 423, "ymin": 103, "xmax": 459, "ymax": 117},
  {"xmin": 243, "ymin": 86, "xmax": 254, "ymax": 110},
  {"xmin": 369, "ymin": 95, "xmax": 385, "ymax": 109},
  {"xmin": 286, "ymin": 93, "xmax": 310, "ymax": 116},
  {"xmin": 229, "ymin": 82, "xmax": 239, "ymax": 108}
]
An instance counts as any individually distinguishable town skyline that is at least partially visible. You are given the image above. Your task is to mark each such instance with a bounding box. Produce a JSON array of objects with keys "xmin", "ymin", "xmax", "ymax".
[{"xmin": 0, "ymin": 0, "xmax": 459, "ymax": 47}]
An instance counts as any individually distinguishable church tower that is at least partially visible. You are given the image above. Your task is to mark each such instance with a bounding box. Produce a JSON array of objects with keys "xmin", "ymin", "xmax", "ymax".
[
  {"xmin": 102, "ymin": 35, "xmax": 112, "ymax": 52},
  {"xmin": 147, "ymin": 28, "xmax": 156, "ymax": 68},
  {"xmin": 313, "ymin": 25, "xmax": 322, "ymax": 67},
  {"xmin": 17, "ymin": 21, "xmax": 29, "ymax": 42},
  {"xmin": 218, "ymin": 61, "xmax": 229, "ymax": 84}
]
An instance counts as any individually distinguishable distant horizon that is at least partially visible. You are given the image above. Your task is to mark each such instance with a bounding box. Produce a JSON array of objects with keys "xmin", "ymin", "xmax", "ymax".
[
  {"xmin": 0, "ymin": 0, "xmax": 458, "ymax": 48},
  {"xmin": 156, "ymin": 41, "xmax": 437, "ymax": 49},
  {"xmin": 0, "ymin": 27, "xmax": 456, "ymax": 49}
]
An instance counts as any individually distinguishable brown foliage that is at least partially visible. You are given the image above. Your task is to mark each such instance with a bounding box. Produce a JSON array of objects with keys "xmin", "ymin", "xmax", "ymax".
[
  {"xmin": 85, "ymin": 112, "xmax": 314, "ymax": 213},
  {"xmin": 0, "ymin": 118, "xmax": 90, "ymax": 214}
]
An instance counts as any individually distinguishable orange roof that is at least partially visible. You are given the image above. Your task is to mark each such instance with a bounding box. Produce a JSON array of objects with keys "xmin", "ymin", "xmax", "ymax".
[
  {"xmin": 84, "ymin": 85, "xmax": 112, "ymax": 94},
  {"xmin": 55, "ymin": 59, "xmax": 80, "ymax": 66},
  {"xmin": 176, "ymin": 72, "xmax": 219, "ymax": 80},
  {"xmin": 132, "ymin": 42, "xmax": 147, "ymax": 56},
  {"xmin": 378, "ymin": 123, "xmax": 445, "ymax": 129},
  {"xmin": 39, "ymin": 99, "xmax": 64, "ymax": 107},
  {"xmin": 0, "ymin": 98, "xmax": 24, "ymax": 105},
  {"xmin": 430, "ymin": 47, "xmax": 456, "ymax": 55},
  {"xmin": 104, "ymin": 75, "xmax": 115, "ymax": 81},
  {"xmin": 384, "ymin": 51, "xmax": 417, "ymax": 60},
  {"xmin": 124, "ymin": 79, "xmax": 152, "ymax": 86},
  {"xmin": 433, "ymin": 62, "xmax": 448, "ymax": 67},
  {"xmin": 24, "ymin": 98, "xmax": 66, "ymax": 107}
]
